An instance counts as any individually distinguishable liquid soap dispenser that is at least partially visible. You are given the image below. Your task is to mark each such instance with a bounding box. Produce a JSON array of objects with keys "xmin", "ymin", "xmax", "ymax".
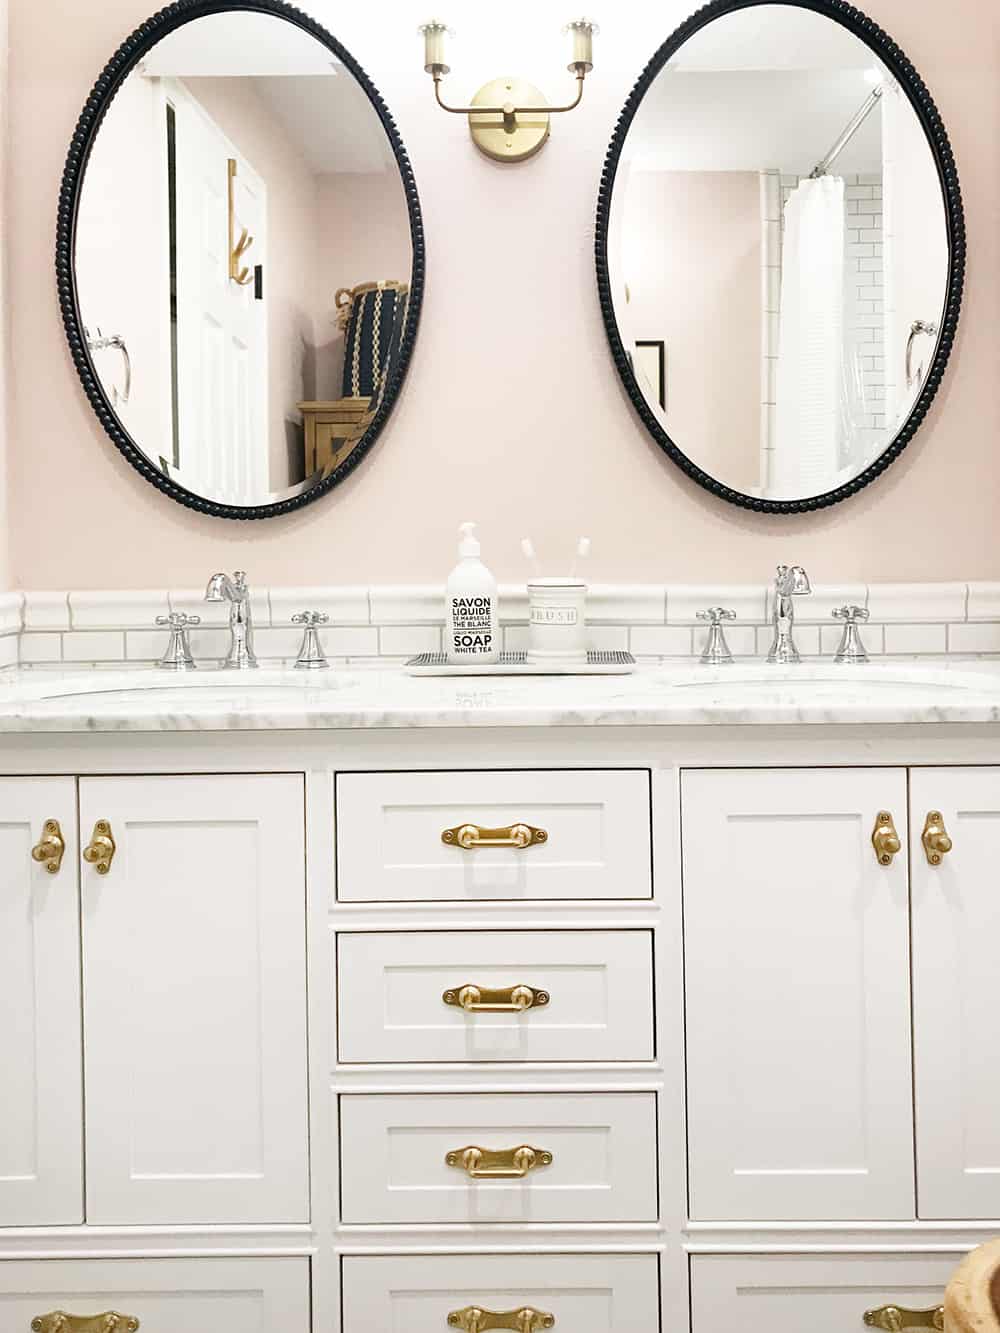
[{"xmin": 445, "ymin": 522, "xmax": 499, "ymax": 664}]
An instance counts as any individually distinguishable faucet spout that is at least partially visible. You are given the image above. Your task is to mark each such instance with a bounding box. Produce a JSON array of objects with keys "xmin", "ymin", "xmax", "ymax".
[
  {"xmin": 767, "ymin": 563, "xmax": 811, "ymax": 664},
  {"xmin": 204, "ymin": 570, "xmax": 257, "ymax": 668}
]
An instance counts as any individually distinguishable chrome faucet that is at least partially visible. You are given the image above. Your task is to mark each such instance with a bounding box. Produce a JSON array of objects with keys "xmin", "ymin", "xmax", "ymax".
[
  {"xmin": 205, "ymin": 569, "xmax": 257, "ymax": 669},
  {"xmin": 767, "ymin": 564, "xmax": 812, "ymax": 663}
]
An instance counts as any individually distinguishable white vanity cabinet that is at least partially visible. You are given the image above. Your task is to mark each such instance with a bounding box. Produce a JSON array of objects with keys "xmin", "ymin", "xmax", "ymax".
[{"xmin": 0, "ymin": 778, "xmax": 82, "ymax": 1226}]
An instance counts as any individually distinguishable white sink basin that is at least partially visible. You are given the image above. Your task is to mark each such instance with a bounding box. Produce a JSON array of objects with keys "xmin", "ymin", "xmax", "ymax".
[
  {"xmin": 15, "ymin": 667, "xmax": 363, "ymax": 707},
  {"xmin": 653, "ymin": 661, "xmax": 999, "ymax": 700}
]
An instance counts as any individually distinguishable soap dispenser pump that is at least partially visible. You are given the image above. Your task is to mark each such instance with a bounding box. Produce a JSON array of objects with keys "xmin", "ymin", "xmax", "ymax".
[{"xmin": 445, "ymin": 521, "xmax": 499, "ymax": 664}]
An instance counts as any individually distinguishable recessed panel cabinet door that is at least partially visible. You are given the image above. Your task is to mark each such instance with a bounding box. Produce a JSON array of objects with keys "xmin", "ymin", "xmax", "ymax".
[
  {"xmin": 0, "ymin": 778, "xmax": 82, "ymax": 1225},
  {"xmin": 911, "ymin": 767, "xmax": 1000, "ymax": 1219},
  {"xmin": 79, "ymin": 774, "xmax": 308, "ymax": 1225},
  {"xmin": 682, "ymin": 768, "xmax": 914, "ymax": 1221}
]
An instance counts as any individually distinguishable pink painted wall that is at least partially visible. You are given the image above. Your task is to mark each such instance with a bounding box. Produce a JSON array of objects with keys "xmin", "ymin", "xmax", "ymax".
[
  {"xmin": 5, "ymin": 0, "xmax": 997, "ymax": 588},
  {"xmin": 0, "ymin": 0, "xmax": 10, "ymax": 591}
]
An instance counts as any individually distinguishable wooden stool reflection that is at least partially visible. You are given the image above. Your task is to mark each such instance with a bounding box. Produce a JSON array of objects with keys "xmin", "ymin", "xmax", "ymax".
[{"xmin": 299, "ymin": 397, "xmax": 373, "ymax": 478}]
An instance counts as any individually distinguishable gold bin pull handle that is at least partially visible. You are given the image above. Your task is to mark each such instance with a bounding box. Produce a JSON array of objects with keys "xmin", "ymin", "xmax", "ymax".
[
  {"xmin": 922, "ymin": 811, "xmax": 953, "ymax": 865},
  {"xmin": 447, "ymin": 1306, "xmax": 555, "ymax": 1332},
  {"xmin": 31, "ymin": 1313, "xmax": 140, "ymax": 1333},
  {"xmin": 446, "ymin": 1144, "xmax": 553, "ymax": 1179},
  {"xmin": 443, "ymin": 984, "xmax": 549, "ymax": 1013},
  {"xmin": 83, "ymin": 821, "xmax": 116, "ymax": 875},
  {"xmin": 863, "ymin": 1304, "xmax": 944, "ymax": 1331},
  {"xmin": 31, "ymin": 820, "xmax": 66, "ymax": 875},
  {"xmin": 442, "ymin": 822, "xmax": 547, "ymax": 850},
  {"xmin": 871, "ymin": 811, "xmax": 902, "ymax": 866}
]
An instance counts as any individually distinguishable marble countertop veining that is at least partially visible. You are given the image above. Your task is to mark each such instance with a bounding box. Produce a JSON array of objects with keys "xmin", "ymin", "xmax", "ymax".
[{"xmin": 2, "ymin": 661, "xmax": 1000, "ymax": 732}]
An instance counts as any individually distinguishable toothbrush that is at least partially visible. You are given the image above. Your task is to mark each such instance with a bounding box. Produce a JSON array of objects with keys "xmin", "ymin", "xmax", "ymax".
[
  {"xmin": 520, "ymin": 537, "xmax": 540, "ymax": 577},
  {"xmin": 569, "ymin": 537, "xmax": 591, "ymax": 580}
]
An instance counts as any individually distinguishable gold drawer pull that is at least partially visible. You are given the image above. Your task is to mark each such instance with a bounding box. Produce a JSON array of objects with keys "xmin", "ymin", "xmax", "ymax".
[
  {"xmin": 31, "ymin": 1314, "xmax": 140, "ymax": 1333},
  {"xmin": 871, "ymin": 811, "xmax": 901, "ymax": 865},
  {"xmin": 447, "ymin": 1306, "xmax": 554, "ymax": 1332},
  {"xmin": 443, "ymin": 983, "xmax": 549, "ymax": 1013},
  {"xmin": 446, "ymin": 1143, "xmax": 553, "ymax": 1179},
  {"xmin": 31, "ymin": 820, "xmax": 66, "ymax": 874},
  {"xmin": 863, "ymin": 1305, "xmax": 944, "ymax": 1331},
  {"xmin": 83, "ymin": 821, "xmax": 116, "ymax": 875},
  {"xmin": 922, "ymin": 811, "xmax": 953, "ymax": 865},
  {"xmin": 442, "ymin": 823, "xmax": 547, "ymax": 850}
]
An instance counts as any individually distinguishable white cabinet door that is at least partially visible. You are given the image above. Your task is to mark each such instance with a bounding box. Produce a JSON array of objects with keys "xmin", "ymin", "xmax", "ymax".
[
  {"xmin": 339, "ymin": 1091, "xmax": 658, "ymax": 1224},
  {"xmin": 691, "ymin": 1254, "xmax": 956, "ymax": 1333},
  {"xmin": 337, "ymin": 929, "xmax": 654, "ymax": 1063},
  {"xmin": 682, "ymin": 768, "xmax": 914, "ymax": 1220},
  {"xmin": 0, "ymin": 777, "xmax": 82, "ymax": 1226},
  {"xmin": 343, "ymin": 1254, "xmax": 660, "ymax": 1332},
  {"xmin": 0, "ymin": 1257, "xmax": 310, "ymax": 1331},
  {"xmin": 336, "ymin": 769, "xmax": 652, "ymax": 901},
  {"xmin": 80, "ymin": 774, "xmax": 308, "ymax": 1224},
  {"xmin": 911, "ymin": 767, "xmax": 1000, "ymax": 1219}
]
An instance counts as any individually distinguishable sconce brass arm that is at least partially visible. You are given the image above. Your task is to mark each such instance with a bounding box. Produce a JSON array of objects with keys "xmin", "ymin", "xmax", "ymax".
[{"xmin": 433, "ymin": 72, "xmax": 585, "ymax": 117}]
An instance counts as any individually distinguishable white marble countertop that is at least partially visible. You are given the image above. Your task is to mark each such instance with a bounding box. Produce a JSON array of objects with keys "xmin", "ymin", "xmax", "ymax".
[{"xmin": 2, "ymin": 660, "xmax": 1000, "ymax": 732}]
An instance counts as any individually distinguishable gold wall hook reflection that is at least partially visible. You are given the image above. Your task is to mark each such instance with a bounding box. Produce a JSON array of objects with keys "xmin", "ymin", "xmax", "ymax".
[
  {"xmin": 871, "ymin": 811, "xmax": 901, "ymax": 866},
  {"xmin": 228, "ymin": 159, "xmax": 254, "ymax": 285},
  {"xmin": 83, "ymin": 820, "xmax": 116, "ymax": 875},
  {"xmin": 31, "ymin": 819, "xmax": 66, "ymax": 874},
  {"xmin": 921, "ymin": 811, "xmax": 953, "ymax": 865}
]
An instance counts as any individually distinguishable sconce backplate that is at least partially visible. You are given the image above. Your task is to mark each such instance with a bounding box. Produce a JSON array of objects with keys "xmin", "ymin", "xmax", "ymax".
[{"xmin": 469, "ymin": 78, "xmax": 549, "ymax": 162}]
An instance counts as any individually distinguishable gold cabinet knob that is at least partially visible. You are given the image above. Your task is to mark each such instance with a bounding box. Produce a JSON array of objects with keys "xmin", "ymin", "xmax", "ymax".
[
  {"xmin": 443, "ymin": 983, "xmax": 549, "ymax": 1013},
  {"xmin": 921, "ymin": 811, "xmax": 953, "ymax": 865},
  {"xmin": 83, "ymin": 820, "xmax": 116, "ymax": 875},
  {"xmin": 442, "ymin": 822, "xmax": 547, "ymax": 850},
  {"xmin": 445, "ymin": 1143, "xmax": 553, "ymax": 1179},
  {"xmin": 31, "ymin": 820, "xmax": 66, "ymax": 874},
  {"xmin": 871, "ymin": 811, "xmax": 902, "ymax": 866},
  {"xmin": 31, "ymin": 1314, "xmax": 140, "ymax": 1333},
  {"xmin": 863, "ymin": 1304, "xmax": 944, "ymax": 1331},
  {"xmin": 447, "ymin": 1306, "xmax": 554, "ymax": 1332}
]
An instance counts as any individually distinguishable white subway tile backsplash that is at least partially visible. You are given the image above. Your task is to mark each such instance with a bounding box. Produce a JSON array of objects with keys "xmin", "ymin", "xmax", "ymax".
[
  {"xmin": 0, "ymin": 592, "xmax": 23, "ymax": 635},
  {"xmin": 19, "ymin": 632, "xmax": 63, "ymax": 664},
  {"xmin": 70, "ymin": 589, "xmax": 168, "ymax": 629},
  {"xmin": 325, "ymin": 627, "xmax": 379, "ymax": 657},
  {"xmin": 631, "ymin": 626, "xmax": 693, "ymax": 657},
  {"xmin": 884, "ymin": 623, "xmax": 948, "ymax": 655},
  {"xmin": 588, "ymin": 625, "xmax": 630, "ymax": 652},
  {"xmin": 23, "ymin": 591, "xmax": 70, "ymax": 630},
  {"xmin": 949, "ymin": 622, "xmax": 1000, "ymax": 654},
  {"xmin": 379, "ymin": 625, "xmax": 441, "ymax": 657},
  {"xmin": 867, "ymin": 582, "xmax": 967, "ymax": 622},
  {"xmin": 967, "ymin": 582, "xmax": 1000, "ymax": 621},
  {"xmin": 0, "ymin": 637, "xmax": 18, "ymax": 669},
  {"xmin": 588, "ymin": 584, "xmax": 666, "ymax": 623},
  {"xmin": 269, "ymin": 585, "xmax": 369, "ymax": 626},
  {"xmin": 370, "ymin": 585, "xmax": 443, "ymax": 624},
  {"xmin": 62, "ymin": 631, "xmax": 125, "ymax": 662},
  {"xmin": 253, "ymin": 627, "xmax": 311, "ymax": 659},
  {"xmin": 668, "ymin": 585, "xmax": 766, "ymax": 624}
]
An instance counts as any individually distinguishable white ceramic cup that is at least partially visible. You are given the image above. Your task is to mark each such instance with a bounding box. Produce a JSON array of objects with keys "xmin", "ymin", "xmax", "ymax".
[{"xmin": 526, "ymin": 579, "xmax": 588, "ymax": 662}]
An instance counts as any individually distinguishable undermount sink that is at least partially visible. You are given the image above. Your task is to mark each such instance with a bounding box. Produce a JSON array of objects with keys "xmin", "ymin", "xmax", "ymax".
[
  {"xmin": 17, "ymin": 668, "xmax": 363, "ymax": 707},
  {"xmin": 653, "ymin": 661, "xmax": 1000, "ymax": 698}
]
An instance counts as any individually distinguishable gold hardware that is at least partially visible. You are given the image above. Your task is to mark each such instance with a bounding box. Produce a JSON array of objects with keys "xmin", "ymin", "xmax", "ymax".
[
  {"xmin": 83, "ymin": 821, "xmax": 116, "ymax": 875},
  {"xmin": 441, "ymin": 822, "xmax": 547, "ymax": 850},
  {"xmin": 228, "ymin": 159, "xmax": 254, "ymax": 285},
  {"xmin": 419, "ymin": 19, "xmax": 596, "ymax": 163},
  {"xmin": 31, "ymin": 1314, "xmax": 140, "ymax": 1333},
  {"xmin": 921, "ymin": 811, "xmax": 953, "ymax": 866},
  {"xmin": 863, "ymin": 1304, "xmax": 944, "ymax": 1331},
  {"xmin": 871, "ymin": 811, "xmax": 902, "ymax": 866},
  {"xmin": 447, "ymin": 1306, "xmax": 555, "ymax": 1332},
  {"xmin": 31, "ymin": 820, "xmax": 66, "ymax": 874},
  {"xmin": 443, "ymin": 983, "xmax": 549, "ymax": 1013},
  {"xmin": 446, "ymin": 1144, "xmax": 553, "ymax": 1178}
]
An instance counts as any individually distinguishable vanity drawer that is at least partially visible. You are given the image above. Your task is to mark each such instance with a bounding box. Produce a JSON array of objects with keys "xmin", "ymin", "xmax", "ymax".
[
  {"xmin": 335, "ymin": 769, "xmax": 652, "ymax": 901},
  {"xmin": 339, "ymin": 1091, "xmax": 658, "ymax": 1224},
  {"xmin": 336, "ymin": 929, "xmax": 655, "ymax": 1063},
  {"xmin": 690, "ymin": 1254, "xmax": 955, "ymax": 1332},
  {"xmin": 342, "ymin": 1253, "xmax": 659, "ymax": 1331},
  {"xmin": 0, "ymin": 1257, "xmax": 309, "ymax": 1330}
]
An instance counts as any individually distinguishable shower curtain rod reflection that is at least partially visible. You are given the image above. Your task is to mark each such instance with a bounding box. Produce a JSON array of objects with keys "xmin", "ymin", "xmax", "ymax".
[{"xmin": 809, "ymin": 84, "xmax": 883, "ymax": 179}]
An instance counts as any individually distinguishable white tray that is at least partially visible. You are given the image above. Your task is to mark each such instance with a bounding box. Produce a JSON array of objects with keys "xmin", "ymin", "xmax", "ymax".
[{"xmin": 404, "ymin": 650, "xmax": 636, "ymax": 677}]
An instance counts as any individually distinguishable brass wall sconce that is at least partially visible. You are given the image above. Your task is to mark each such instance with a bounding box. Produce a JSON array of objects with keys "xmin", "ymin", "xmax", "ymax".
[{"xmin": 418, "ymin": 18, "xmax": 597, "ymax": 163}]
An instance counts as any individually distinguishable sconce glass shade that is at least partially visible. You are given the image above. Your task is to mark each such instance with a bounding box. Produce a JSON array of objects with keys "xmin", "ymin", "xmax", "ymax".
[
  {"xmin": 565, "ymin": 18, "xmax": 598, "ymax": 73},
  {"xmin": 418, "ymin": 20, "xmax": 451, "ymax": 74}
]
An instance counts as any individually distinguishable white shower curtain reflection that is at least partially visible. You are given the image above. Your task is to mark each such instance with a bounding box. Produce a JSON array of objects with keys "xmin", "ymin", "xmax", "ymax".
[{"xmin": 769, "ymin": 176, "xmax": 845, "ymax": 499}]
